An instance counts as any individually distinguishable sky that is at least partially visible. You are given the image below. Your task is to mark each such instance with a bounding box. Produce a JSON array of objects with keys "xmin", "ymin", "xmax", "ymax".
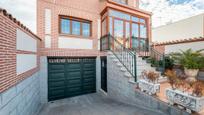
[
  {"xmin": 139, "ymin": 0, "xmax": 204, "ymax": 28},
  {"xmin": 0, "ymin": 0, "xmax": 204, "ymax": 33}
]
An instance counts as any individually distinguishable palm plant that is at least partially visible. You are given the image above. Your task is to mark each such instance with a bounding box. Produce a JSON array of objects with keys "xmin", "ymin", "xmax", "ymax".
[{"xmin": 170, "ymin": 49, "xmax": 204, "ymax": 69}]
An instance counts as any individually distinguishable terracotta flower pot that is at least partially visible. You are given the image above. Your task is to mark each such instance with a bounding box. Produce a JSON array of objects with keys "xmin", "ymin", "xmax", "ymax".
[{"xmin": 184, "ymin": 68, "xmax": 199, "ymax": 81}]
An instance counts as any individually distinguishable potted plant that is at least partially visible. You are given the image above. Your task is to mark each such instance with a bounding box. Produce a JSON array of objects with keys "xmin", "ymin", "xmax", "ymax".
[
  {"xmin": 165, "ymin": 70, "xmax": 204, "ymax": 113},
  {"xmin": 170, "ymin": 49, "xmax": 204, "ymax": 81},
  {"xmin": 138, "ymin": 70, "xmax": 160, "ymax": 95},
  {"xmin": 192, "ymin": 81, "xmax": 204, "ymax": 97},
  {"xmin": 165, "ymin": 70, "xmax": 178, "ymax": 89},
  {"xmin": 164, "ymin": 56, "xmax": 174, "ymax": 70}
]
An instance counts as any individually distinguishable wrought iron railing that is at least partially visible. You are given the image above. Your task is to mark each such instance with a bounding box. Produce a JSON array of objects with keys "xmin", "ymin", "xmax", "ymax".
[
  {"xmin": 100, "ymin": 34, "xmax": 137, "ymax": 82},
  {"xmin": 132, "ymin": 42, "xmax": 165, "ymax": 74},
  {"xmin": 100, "ymin": 34, "xmax": 111, "ymax": 51}
]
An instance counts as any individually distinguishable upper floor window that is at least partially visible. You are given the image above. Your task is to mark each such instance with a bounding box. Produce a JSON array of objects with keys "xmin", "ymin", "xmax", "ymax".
[
  {"xmin": 109, "ymin": 10, "xmax": 131, "ymax": 20},
  {"xmin": 113, "ymin": 0, "xmax": 128, "ymax": 5},
  {"xmin": 60, "ymin": 16, "xmax": 91, "ymax": 37}
]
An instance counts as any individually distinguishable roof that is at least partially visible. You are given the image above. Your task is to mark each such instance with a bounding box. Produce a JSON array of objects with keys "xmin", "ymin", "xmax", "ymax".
[
  {"xmin": 0, "ymin": 8, "xmax": 41, "ymax": 41},
  {"xmin": 153, "ymin": 37, "xmax": 204, "ymax": 46}
]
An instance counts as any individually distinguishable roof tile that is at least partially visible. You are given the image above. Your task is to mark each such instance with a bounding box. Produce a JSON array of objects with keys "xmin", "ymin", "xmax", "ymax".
[{"xmin": 0, "ymin": 8, "xmax": 41, "ymax": 41}]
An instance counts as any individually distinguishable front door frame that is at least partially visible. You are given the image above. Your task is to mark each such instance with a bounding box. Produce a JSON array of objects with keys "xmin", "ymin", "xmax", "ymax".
[{"xmin": 100, "ymin": 56, "xmax": 107, "ymax": 92}]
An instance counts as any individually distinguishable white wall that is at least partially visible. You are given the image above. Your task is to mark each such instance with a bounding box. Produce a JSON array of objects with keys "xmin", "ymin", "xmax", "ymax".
[
  {"xmin": 16, "ymin": 29, "xmax": 37, "ymax": 52},
  {"xmin": 153, "ymin": 14, "xmax": 204, "ymax": 42},
  {"xmin": 58, "ymin": 36, "xmax": 93, "ymax": 49},
  {"xmin": 165, "ymin": 41, "xmax": 204, "ymax": 54},
  {"xmin": 45, "ymin": 35, "xmax": 51, "ymax": 48},
  {"xmin": 16, "ymin": 54, "xmax": 37, "ymax": 75},
  {"xmin": 45, "ymin": 9, "xmax": 51, "ymax": 35},
  {"xmin": 97, "ymin": 19, "xmax": 101, "ymax": 50}
]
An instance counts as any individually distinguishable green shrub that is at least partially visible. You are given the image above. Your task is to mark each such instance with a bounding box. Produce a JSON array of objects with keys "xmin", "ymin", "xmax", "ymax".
[{"xmin": 170, "ymin": 49, "xmax": 204, "ymax": 69}]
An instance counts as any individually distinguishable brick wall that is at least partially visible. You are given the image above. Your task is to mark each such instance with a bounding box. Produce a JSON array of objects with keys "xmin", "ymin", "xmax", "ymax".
[
  {"xmin": 37, "ymin": 0, "xmax": 102, "ymax": 57},
  {"xmin": 153, "ymin": 45, "xmax": 165, "ymax": 54},
  {"xmin": 37, "ymin": 0, "xmax": 151, "ymax": 57},
  {"xmin": 0, "ymin": 9, "xmax": 41, "ymax": 93}
]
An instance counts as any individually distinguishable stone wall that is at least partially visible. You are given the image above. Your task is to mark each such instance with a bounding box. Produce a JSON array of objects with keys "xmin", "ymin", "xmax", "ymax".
[
  {"xmin": 39, "ymin": 56, "xmax": 48, "ymax": 104},
  {"xmin": 0, "ymin": 72, "xmax": 42, "ymax": 115},
  {"xmin": 106, "ymin": 54, "xmax": 189, "ymax": 115}
]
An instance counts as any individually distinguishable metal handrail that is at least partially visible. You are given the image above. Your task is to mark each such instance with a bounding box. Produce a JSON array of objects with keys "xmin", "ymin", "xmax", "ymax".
[
  {"xmin": 100, "ymin": 34, "xmax": 137, "ymax": 82},
  {"xmin": 132, "ymin": 42, "xmax": 165, "ymax": 74}
]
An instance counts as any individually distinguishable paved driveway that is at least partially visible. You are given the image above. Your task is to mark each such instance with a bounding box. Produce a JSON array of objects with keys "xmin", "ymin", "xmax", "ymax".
[{"xmin": 38, "ymin": 93, "xmax": 165, "ymax": 115}]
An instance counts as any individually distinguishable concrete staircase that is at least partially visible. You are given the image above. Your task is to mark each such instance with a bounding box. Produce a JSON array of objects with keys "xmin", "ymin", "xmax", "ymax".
[
  {"xmin": 106, "ymin": 51, "xmax": 188, "ymax": 115},
  {"xmin": 108, "ymin": 51, "xmax": 167, "ymax": 83}
]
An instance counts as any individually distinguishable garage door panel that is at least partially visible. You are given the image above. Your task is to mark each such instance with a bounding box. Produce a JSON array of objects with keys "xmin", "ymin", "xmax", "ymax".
[
  {"xmin": 84, "ymin": 63, "xmax": 95, "ymax": 67},
  {"xmin": 67, "ymin": 87, "xmax": 81, "ymax": 92},
  {"xmin": 49, "ymin": 64, "xmax": 65, "ymax": 73},
  {"xmin": 67, "ymin": 72, "xmax": 81, "ymax": 79},
  {"xmin": 49, "ymin": 88, "xmax": 65, "ymax": 100},
  {"xmin": 83, "ymin": 85, "xmax": 96, "ymax": 92},
  {"xmin": 67, "ymin": 79, "xmax": 82, "ymax": 85},
  {"xmin": 83, "ymin": 71, "xmax": 95, "ymax": 75},
  {"xmin": 83, "ymin": 82, "xmax": 96, "ymax": 86},
  {"xmin": 83, "ymin": 74, "xmax": 95, "ymax": 78},
  {"xmin": 49, "ymin": 80, "xmax": 66, "ymax": 87},
  {"xmin": 83, "ymin": 66, "xmax": 95, "ymax": 70},
  {"xmin": 83, "ymin": 78, "xmax": 95, "ymax": 83},
  {"xmin": 48, "ymin": 57, "xmax": 96, "ymax": 101},
  {"xmin": 66, "ymin": 63, "xmax": 81, "ymax": 69},
  {"xmin": 49, "ymin": 73, "xmax": 65, "ymax": 80}
]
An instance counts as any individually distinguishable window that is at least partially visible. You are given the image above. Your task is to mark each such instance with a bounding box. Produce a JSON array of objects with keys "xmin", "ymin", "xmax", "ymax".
[
  {"xmin": 140, "ymin": 25, "xmax": 147, "ymax": 38},
  {"xmin": 114, "ymin": 19, "xmax": 124, "ymax": 38},
  {"xmin": 113, "ymin": 0, "xmax": 128, "ymax": 5},
  {"xmin": 102, "ymin": 19, "xmax": 107, "ymax": 36},
  {"xmin": 132, "ymin": 16, "xmax": 139, "ymax": 22},
  {"xmin": 109, "ymin": 10, "xmax": 131, "ymax": 20},
  {"xmin": 60, "ymin": 16, "xmax": 91, "ymax": 37},
  {"xmin": 72, "ymin": 21, "xmax": 80, "ymax": 35},
  {"xmin": 61, "ymin": 19, "xmax": 70, "ymax": 34},
  {"xmin": 140, "ymin": 18, "xmax": 146, "ymax": 24},
  {"xmin": 82, "ymin": 23, "xmax": 90, "ymax": 37},
  {"xmin": 132, "ymin": 23, "xmax": 139, "ymax": 37}
]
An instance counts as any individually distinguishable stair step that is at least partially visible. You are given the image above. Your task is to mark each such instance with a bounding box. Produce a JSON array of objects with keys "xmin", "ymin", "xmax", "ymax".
[
  {"xmin": 121, "ymin": 67, "xmax": 127, "ymax": 72},
  {"xmin": 124, "ymin": 72, "xmax": 132, "ymax": 78},
  {"xmin": 117, "ymin": 63, "xmax": 123, "ymax": 67},
  {"xmin": 107, "ymin": 52, "xmax": 113, "ymax": 55},
  {"xmin": 113, "ymin": 59, "xmax": 119, "ymax": 62}
]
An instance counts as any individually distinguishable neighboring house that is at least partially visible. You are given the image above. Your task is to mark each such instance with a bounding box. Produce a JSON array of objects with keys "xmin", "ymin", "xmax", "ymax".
[
  {"xmin": 37, "ymin": 0, "xmax": 152, "ymax": 102},
  {"xmin": 152, "ymin": 13, "xmax": 204, "ymax": 43},
  {"xmin": 152, "ymin": 13, "xmax": 204, "ymax": 54},
  {"xmin": 153, "ymin": 37, "xmax": 204, "ymax": 54}
]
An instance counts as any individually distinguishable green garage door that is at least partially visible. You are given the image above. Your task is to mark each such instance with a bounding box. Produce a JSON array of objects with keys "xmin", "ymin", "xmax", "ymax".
[{"xmin": 48, "ymin": 57, "xmax": 96, "ymax": 101}]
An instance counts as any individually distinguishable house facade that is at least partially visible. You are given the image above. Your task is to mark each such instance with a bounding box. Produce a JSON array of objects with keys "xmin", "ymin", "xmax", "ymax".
[
  {"xmin": 37, "ymin": 0, "xmax": 152, "ymax": 55},
  {"xmin": 0, "ymin": 1, "xmax": 190, "ymax": 115},
  {"xmin": 37, "ymin": 0, "xmax": 152, "ymax": 102}
]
